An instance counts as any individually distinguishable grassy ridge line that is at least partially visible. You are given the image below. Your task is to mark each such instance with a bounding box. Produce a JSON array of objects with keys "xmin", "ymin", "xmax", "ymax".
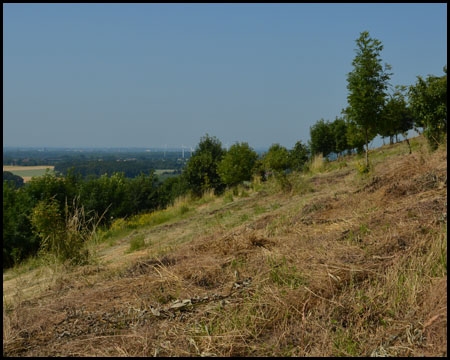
[{"xmin": 3, "ymin": 136, "xmax": 447, "ymax": 357}]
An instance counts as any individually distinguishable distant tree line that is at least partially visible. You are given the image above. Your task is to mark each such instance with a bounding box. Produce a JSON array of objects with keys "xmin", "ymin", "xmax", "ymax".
[
  {"xmin": 3, "ymin": 151, "xmax": 186, "ymax": 187},
  {"xmin": 54, "ymin": 158, "xmax": 184, "ymax": 179}
]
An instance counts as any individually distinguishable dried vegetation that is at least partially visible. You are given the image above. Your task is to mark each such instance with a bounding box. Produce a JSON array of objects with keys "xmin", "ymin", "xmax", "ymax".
[{"xmin": 3, "ymin": 136, "xmax": 447, "ymax": 357}]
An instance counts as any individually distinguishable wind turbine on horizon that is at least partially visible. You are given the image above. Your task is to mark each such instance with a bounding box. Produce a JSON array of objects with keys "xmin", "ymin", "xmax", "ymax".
[{"xmin": 181, "ymin": 144, "xmax": 194, "ymax": 159}]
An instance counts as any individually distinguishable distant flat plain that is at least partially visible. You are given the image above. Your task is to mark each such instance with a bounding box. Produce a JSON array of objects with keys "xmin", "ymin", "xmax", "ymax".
[
  {"xmin": 3, "ymin": 165, "xmax": 55, "ymax": 182},
  {"xmin": 3, "ymin": 166, "xmax": 174, "ymax": 182}
]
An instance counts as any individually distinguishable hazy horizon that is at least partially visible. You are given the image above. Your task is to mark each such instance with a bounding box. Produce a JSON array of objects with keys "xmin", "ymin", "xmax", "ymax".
[{"xmin": 3, "ymin": 3, "xmax": 447, "ymax": 149}]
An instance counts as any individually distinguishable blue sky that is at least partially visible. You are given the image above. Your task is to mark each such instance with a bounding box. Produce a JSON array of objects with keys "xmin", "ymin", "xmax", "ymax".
[{"xmin": 3, "ymin": 3, "xmax": 447, "ymax": 150}]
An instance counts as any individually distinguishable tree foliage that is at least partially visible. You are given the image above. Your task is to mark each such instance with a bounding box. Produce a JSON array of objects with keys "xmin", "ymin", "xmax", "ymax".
[
  {"xmin": 330, "ymin": 117, "xmax": 349, "ymax": 157},
  {"xmin": 3, "ymin": 182, "xmax": 38, "ymax": 268},
  {"xmin": 309, "ymin": 119, "xmax": 335, "ymax": 158},
  {"xmin": 262, "ymin": 144, "xmax": 291, "ymax": 174},
  {"xmin": 3, "ymin": 167, "xmax": 187, "ymax": 269},
  {"xmin": 182, "ymin": 134, "xmax": 226, "ymax": 197},
  {"xmin": 217, "ymin": 142, "xmax": 258, "ymax": 187},
  {"xmin": 124, "ymin": 172, "xmax": 161, "ymax": 215},
  {"xmin": 26, "ymin": 171, "xmax": 68, "ymax": 212},
  {"xmin": 379, "ymin": 86, "xmax": 415, "ymax": 145},
  {"xmin": 345, "ymin": 116, "xmax": 365, "ymax": 154},
  {"xmin": 3, "ymin": 171, "xmax": 25, "ymax": 188},
  {"xmin": 30, "ymin": 197, "xmax": 66, "ymax": 258},
  {"xmin": 345, "ymin": 30, "xmax": 392, "ymax": 166},
  {"xmin": 408, "ymin": 66, "xmax": 447, "ymax": 150},
  {"xmin": 79, "ymin": 172, "xmax": 129, "ymax": 222},
  {"xmin": 289, "ymin": 140, "xmax": 310, "ymax": 171}
]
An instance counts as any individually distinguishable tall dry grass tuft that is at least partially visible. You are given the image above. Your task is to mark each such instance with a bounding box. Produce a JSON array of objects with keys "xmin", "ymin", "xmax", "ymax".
[
  {"xmin": 172, "ymin": 193, "xmax": 193, "ymax": 210},
  {"xmin": 384, "ymin": 228, "xmax": 447, "ymax": 316},
  {"xmin": 309, "ymin": 153, "xmax": 325, "ymax": 174},
  {"xmin": 31, "ymin": 196, "xmax": 104, "ymax": 266}
]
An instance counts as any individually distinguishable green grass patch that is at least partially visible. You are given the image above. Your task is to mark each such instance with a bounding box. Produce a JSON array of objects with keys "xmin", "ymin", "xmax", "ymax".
[
  {"xmin": 223, "ymin": 191, "xmax": 234, "ymax": 204},
  {"xmin": 333, "ymin": 329, "xmax": 360, "ymax": 356},
  {"xmin": 267, "ymin": 255, "xmax": 307, "ymax": 289},
  {"xmin": 126, "ymin": 234, "xmax": 147, "ymax": 253}
]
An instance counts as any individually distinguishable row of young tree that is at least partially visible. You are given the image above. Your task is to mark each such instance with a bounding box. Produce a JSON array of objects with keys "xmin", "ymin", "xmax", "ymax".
[
  {"xmin": 3, "ymin": 31, "xmax": 446, "ymax": 269},
  {"xmin": 309, "ymin": 31, "xmax": 447, "ymax": 165}
]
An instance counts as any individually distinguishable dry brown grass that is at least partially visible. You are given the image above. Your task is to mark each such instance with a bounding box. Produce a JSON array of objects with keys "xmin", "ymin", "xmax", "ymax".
[{"xmin": 3, "ymin": 135, "xmax": 447, "ymax": 357}]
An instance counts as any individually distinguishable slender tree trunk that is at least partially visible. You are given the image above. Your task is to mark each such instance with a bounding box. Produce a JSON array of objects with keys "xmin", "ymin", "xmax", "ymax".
[
  {"xmin": 365, "ymin": 129, "xmax": 369, "ymax": 168},
  {"xmin": 406, "ymin": 138, "xmax": 412, "ymax": 154}
]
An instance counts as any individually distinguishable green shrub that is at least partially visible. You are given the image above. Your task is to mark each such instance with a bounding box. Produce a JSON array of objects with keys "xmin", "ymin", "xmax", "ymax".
[
  {"xmin": 30, "ymin": 197, "xmax": 93, "ymax": 266},
  {"xmin": 356, "ymin": 160, "xmax": 370, "ymax": 175}
]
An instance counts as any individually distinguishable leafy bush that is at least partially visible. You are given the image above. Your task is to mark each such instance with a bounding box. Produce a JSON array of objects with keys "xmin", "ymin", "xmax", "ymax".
[
  {"xmin": 183, "ymin": 134, "xmax": 226, "ymax": 197},
  {"xmin": 217, "ymin": 142, "xmax": 258, "ymax": 187},
  {"xmin": 409, "ymin": 67, "xmax": 447, "ymax": 150}
]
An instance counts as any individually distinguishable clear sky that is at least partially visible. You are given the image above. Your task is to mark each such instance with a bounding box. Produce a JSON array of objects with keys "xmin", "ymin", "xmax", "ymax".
[{"xmin": 3, "ymin": 3, "xmax": 447, "ymax": 150}]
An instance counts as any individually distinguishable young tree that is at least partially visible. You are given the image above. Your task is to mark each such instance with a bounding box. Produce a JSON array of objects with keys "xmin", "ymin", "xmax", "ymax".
[
  {"xmin": 289, "ymin": 140, "xmax": 310, "ymax": 172},
  {"xmin": 30, "ymin": 197, "xmax": 66, "ymax": 260},
  {"xmin": 217, "ymin": 142, "xmax": 258, "ymax": 188},
  {"xmin": 330, "ymin": 117, "xmax": 349, "ymax": 158},
  {"xmin": 261, "ymin": 144, "xmax": 292, "ymax": 192},
  {"xmin": 30, "ymin": 196, "xmax": 92, "ymax": 265},
  {"xmin": 345, "ymin": 115, "xmax": 365, "ymax": 155},
  {"xmin": 345, "ymin": 30, "xmax": 392, "ymax": 167},
  {"xmin": 309, "ymin": 119, "xmax": 334, "ymax": 158},
  {"xmin": 182, "ymin": 134, "xmax": 226, "ymax": 197},
  {"xmin": 379, "ymin": 86, "xmax": 415, "ymax": 145},
  {"xmin": 408, "ymin": 66, "xmax": 447, "ymax": 150},
  {"xmin": 262, "ymin": 143, "xmax": 291, "ymax": 174}
]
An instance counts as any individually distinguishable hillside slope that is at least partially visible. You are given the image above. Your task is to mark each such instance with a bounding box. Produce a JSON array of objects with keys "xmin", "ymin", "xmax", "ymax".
[{"xmin": 3, "ymin": 136, "xmax": 447, "ymax": 357}]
